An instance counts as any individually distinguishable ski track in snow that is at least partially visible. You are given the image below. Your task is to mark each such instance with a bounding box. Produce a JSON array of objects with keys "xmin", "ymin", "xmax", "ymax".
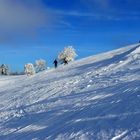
[
  {"xmin": 111, "ymin": 130, "xmax": 128, "ymax": 140},
  {"xmin": 0, "ymin": 44, "xmax": 140, "ymax": 140}
]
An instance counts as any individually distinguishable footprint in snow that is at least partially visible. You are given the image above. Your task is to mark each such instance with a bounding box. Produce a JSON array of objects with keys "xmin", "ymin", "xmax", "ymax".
[
  {"xmin": 87, "ymin": 85, "xmax": 91, "ymax": 88},
  {"xmin": 89, "ymin": 80, "xmax": 92, "ymax": 83},
  {"xmin": 86, "ymin": 72, "xmax": 92, "ymax": 75},
  {"xmin": 73, "ymin": 80, "xmax": 79, "ymax": 84},
  {"xmin": 65, "ymin": 80, "xmax": 79, "ymax": 86}
]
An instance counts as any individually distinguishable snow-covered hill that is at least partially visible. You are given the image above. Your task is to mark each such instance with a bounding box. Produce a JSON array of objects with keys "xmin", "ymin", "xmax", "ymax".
[{"xmin": 0, "ymin": 44, "xmax": 140, "ymax": 140}]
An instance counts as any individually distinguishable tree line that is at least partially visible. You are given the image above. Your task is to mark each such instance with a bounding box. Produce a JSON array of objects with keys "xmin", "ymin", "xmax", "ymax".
[{"xmin": 0, "ymin": 46, "xmax": 77, "ymax": 76}]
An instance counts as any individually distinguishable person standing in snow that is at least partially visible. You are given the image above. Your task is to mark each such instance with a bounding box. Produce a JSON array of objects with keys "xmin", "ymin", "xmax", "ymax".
[
  {"xmin": 53, "ymin": 59, "xmax": 58, "ymax": 68},
  {"xmin": 63, "ymin": 58, "xmax": 68, "ymax": 65}
]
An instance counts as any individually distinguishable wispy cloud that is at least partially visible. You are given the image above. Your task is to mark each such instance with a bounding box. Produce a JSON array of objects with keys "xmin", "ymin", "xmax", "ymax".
[
  {"xmin": 81, "ymin": 0, "xmax": 110, "ymax": 11},
  {"xmin": 0, "ymin": 0, "xmax": 54, "ymax": 44},
  {"xmin": 52, "ymin": 0, "xmax": 140, "ymax": 22},
  {"xmin": 1, "ymin": 0, "xmax": 140, "ymax": 45},
  {"xmin": 54, "ymin": 9, "xmax": 140, "ymax": 22}
]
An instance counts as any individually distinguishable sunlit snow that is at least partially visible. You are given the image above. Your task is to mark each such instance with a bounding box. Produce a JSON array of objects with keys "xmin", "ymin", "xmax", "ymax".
[{"xmin": 0, "ymin": 44, "xmax": 140, "ymax": 140}]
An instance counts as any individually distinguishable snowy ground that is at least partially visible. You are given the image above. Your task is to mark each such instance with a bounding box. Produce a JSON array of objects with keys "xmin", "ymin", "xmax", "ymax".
[{"xmin": 0, "ymin": 44, "xmax": 140, "ymax": 140}]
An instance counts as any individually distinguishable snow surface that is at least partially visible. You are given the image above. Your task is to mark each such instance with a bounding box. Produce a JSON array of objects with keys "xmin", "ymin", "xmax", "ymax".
[{"xmin": 0, "ymin": 44, "xmax": 140, "ymax": 140}]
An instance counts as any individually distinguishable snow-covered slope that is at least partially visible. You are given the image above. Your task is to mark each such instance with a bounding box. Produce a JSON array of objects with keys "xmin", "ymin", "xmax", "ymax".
[{"xmin": 0, "ymin": 44, "xmax": 140, "ymax": 140}]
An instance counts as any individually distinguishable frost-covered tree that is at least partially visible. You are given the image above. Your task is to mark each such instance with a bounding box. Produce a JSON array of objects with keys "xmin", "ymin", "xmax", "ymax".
[
  {"xmin": 58, "ymin": 46, "xmax": 77, "ymax": 64},
  {"xmin": 24, "ymin": 63, "xmax": 35, "ymax": 76},
  {"xmin": 0, "ymin": 64, "xmax": 10, "ymax": 75},
  {"xmin": 35, "ymin": 59, "xmax": 46, "ymax": 73}
]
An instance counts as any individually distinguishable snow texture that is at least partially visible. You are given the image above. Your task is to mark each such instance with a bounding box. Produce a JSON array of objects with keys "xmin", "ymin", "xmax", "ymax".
[{"xmin": 0, "ymin": 44, "xmax": 140, "ymax": 140}]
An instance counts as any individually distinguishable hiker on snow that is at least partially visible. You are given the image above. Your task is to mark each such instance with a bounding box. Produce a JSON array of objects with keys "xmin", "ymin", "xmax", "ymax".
[
  {"xmin": 53, "ymin": 59, "xmax": 58, "ymax": 68},
  {"xmin": 63, "ymin": 58, "xmax": 68, "ymax": 65}
]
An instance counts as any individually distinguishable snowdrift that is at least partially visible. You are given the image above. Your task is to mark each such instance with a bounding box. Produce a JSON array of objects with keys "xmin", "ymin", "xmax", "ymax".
[{"xmin": 0, "ymin": 44, "xmax": 140, "ymax": 140}]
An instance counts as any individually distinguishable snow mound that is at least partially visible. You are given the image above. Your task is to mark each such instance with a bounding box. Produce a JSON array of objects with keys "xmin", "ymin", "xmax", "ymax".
[{"xmin": 0, "ymin": 44, "xmax": 140, "ymax": 140}]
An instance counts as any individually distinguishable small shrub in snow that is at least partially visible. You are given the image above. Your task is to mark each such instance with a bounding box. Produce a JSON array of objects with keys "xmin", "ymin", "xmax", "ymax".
[
  {"xmin": 58, "ymin": 46, "xmax": 77, "ymax": 64},
  {"xmin": 35, "ymin": 59, "xmax": 46, "ymax": 73},
  {"xmin": 24, "ymin": 63, "xmax": 35, "ymax": 76}
]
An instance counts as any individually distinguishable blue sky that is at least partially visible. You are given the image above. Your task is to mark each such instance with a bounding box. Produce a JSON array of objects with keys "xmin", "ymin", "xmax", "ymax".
[{"xmin": 0, "ymin": 0, "xmax": 140, "ymax": 72}]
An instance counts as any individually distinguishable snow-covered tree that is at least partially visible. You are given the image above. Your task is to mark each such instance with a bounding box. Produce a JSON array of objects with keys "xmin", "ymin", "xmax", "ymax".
[
  {"xmin": 58, "ymin": 46, "xmax": 77, "ymax": 64},
  {"xmin": 24, "ymin": 63, "xmax": 35, "ymax": 76},
  {"xmin": 0, "ymin": 64, "xmax": 10, "ymax": 75},
  {"xmin": 34, "ymin": 59, "xmax": 46, "ymax": 73}
]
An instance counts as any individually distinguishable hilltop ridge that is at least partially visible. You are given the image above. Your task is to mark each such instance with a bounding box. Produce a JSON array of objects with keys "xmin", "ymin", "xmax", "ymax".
[{"xmin": 0, "ymin": 44, "xmax": 140, "ymax": 140}]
